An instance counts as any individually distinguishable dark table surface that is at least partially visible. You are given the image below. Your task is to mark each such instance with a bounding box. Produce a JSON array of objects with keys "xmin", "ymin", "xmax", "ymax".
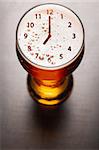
[{"xmin": 0, "ymin": 1, "xmax": 99, "ymax": 150}]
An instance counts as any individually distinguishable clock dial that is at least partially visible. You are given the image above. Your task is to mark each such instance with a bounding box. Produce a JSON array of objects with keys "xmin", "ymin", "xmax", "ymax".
[{"xmin": 17, "ymin": 3, "xmax": 84, "ymax": 70}]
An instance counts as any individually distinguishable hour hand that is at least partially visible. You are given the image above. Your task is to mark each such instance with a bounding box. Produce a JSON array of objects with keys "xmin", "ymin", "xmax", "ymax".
[{"xmin": 43, "ymin": 34, "xmax": 51, "ymax": 45}]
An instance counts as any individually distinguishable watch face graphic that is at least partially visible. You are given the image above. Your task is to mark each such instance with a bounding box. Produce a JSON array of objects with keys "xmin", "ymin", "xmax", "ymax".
[{"xmin": 17, "ymin": 3, "xmax": 84, "ymax": 70}]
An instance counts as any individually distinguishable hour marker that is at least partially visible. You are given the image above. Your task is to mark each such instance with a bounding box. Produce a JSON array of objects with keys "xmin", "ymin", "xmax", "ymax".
[
  {"xmin": 27, "ymin": 22, "xmax": 34, "ymax": 28},
  {"xmin": 68, "ymin": 22, "xmax": 72, "ymax": 28},
  {"xmin": 60, "ymin": 54, "xmax": 63, "ymax": 59},
  {"xmin": 72, "ymin": 33, "xmax": 76, "ymax": 39},
  {"xmin": 28, "ymin": 45, "xmax": 32, "ymax": 51},
  {"xmin": 24, "ymin": 33, "xmax": 28, "ymax": 39},
  {"xmin": 61, "ymin": 14, "xmax": 63, "ymax": 19},
  {"xmin": 35, "ymin": 14, "xmax": 41, "ymax": 19},
  {"xmin": 47, "ymin": 9, "xmax": 53, "ymax": 15}
]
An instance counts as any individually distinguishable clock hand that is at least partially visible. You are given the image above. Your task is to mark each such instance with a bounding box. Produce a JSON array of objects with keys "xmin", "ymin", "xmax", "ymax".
[
  {"xmin": 43, "ymin": 34, "xmax": 51, "ymax": 45},
  {"xmin": 48, "ymin": 16, "xmax": 51, "ymax": 35},
  {"xmin": 43, "ymin": 16, "xmax": 51, "ymax": 45}
]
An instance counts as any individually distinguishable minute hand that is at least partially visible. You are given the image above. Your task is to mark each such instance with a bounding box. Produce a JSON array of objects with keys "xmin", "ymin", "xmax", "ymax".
[
  {"xmin": 43, "ymin": 16, "xmax": 51, "ymax": 45},
  {"xmin": 48, "ymin": 16, "xmax": 51, "ymax": 35}
]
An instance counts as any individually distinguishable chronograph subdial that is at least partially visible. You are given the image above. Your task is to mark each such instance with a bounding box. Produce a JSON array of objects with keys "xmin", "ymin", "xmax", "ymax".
[{"xmin": 16, "ymin": 3, "xmax": 85, "ymax": 105}]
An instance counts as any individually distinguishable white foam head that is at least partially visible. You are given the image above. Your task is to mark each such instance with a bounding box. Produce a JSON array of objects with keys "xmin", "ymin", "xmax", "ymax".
[{"xmin": 17, "ymin": 3, "xmax": 84, "ymax": 70}]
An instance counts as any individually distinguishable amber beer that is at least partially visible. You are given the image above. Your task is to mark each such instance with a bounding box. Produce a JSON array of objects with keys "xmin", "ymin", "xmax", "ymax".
[{"xmin": 16, "ymin": 43, "xmax": 84, "ymax": 105}]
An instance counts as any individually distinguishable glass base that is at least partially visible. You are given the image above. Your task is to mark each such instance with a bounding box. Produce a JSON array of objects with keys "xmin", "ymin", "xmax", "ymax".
[{"xmin": 27, "ymin": 74, "xmax": 73, "ymax": 106}]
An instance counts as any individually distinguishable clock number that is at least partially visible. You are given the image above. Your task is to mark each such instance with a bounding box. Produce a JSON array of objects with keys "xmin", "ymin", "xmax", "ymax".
[
  {"xmin": 24, "ymin": 33, "xmax": 28, "ymax": 39},
  {"xmin": 68, "ymin": 46, "xmax": 71, "ymax": 51},
  {"xmin": 48, "ymin": 56, "xmax": 54, "ymax": 63},
  {"xmin": 60, "ymin": 54, "xmax": 63, "ymax": 59},
  {"xmin": 27, "ymin": 22, "xmax": 34, "ymax": 28},
  {"xmin": 35, "ymin": 14, "xmax": 41, "ymax": 19},
  {"xmin": 28, "ymin": 45, "xmax": 32, "ymax": 51},
  {"xmin": 72, "ymin": 33, "xmax": 76, "ymax": 39},
  {"xmin": 68, "ymin": 22, "xmax": 72, "ymax": 28},
  {"xmin": 39, "ymin": 55, "xmax": 44, "ymax": 60},
  {"xmin": 35, "ymin": 53, "xmax": 39, "ymax": 58},
  {"xmin": 47, "ymin": 9, "xmax": 53, "ymax": 15},
  {"xmin": 61, "ymin": 14, "xmax": 63, "ymax": 19}
]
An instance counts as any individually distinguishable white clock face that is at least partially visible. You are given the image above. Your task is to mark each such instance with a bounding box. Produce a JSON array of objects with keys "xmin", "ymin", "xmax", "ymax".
[{"xmin": 17, "ymin": 3, "xmax": 84, "ymax": 70}]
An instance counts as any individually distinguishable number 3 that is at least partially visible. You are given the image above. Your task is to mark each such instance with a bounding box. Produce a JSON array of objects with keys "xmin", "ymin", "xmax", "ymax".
[{"xmin": 72, "ymin": 33, "xmax": 76, "ymax": 39}]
